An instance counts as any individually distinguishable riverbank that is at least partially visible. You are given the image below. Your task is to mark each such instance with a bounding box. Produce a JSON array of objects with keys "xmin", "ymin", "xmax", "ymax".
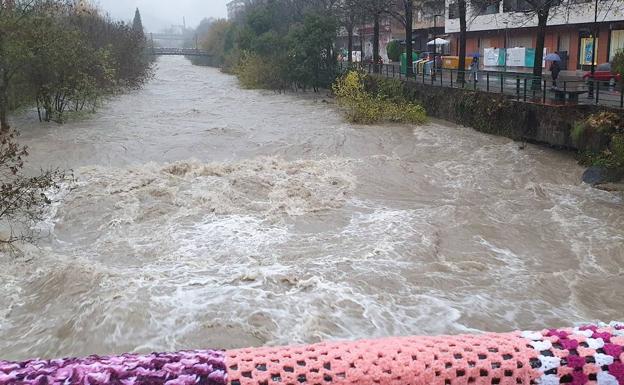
[{"xmin": 359, "ymin": 74, "xmax": 624, "ymax": 187}]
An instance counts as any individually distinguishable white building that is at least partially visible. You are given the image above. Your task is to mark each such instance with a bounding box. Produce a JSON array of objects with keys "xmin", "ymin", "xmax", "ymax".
[{"xmin": 444, "ymin": 0, "xmax": 624, "ymax": 70}]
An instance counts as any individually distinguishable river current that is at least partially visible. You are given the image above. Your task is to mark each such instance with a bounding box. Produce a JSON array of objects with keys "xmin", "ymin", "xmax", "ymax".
[{"xmin": 1, "ymin": 56, "xmax": 622, "ymax": 361}]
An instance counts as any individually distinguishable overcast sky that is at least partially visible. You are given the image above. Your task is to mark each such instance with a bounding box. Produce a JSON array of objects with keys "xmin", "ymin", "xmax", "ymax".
[{"xmin": 94, "ymin": 0, "xmax": 229, "ymax": 31}]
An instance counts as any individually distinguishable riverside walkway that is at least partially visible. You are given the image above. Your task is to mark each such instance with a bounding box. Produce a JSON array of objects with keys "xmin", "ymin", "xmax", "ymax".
[{"xmin": 342, "ymin": 62, "xmax": 624, "ymax": 109}]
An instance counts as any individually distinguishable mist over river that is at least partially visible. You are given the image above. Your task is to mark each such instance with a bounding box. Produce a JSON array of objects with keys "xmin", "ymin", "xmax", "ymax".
[{"xmin": 1, "ymin": 56, "xmax": 622, "ymax": 361}]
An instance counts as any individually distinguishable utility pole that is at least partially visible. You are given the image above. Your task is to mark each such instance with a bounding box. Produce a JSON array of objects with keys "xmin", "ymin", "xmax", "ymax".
[{"xmin": 432, "ymin": 15, "xmax": 438, "ymax": 57}]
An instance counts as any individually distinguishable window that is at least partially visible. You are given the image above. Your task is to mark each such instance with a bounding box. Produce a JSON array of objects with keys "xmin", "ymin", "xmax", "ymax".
[
  {"xmin": 503, "ymin": 0, "xmax": 533, "ymax": 12},
  {"xmin": 448, "ymin": 3, "xmax": 459, "ymax": 19},
  {"xmin": 610, "ymin": 30, "xmax": 624, "ymax": 61},
  {"xmin": 471, "ymin": 0, "xmax": 501, "ymax": 15}
]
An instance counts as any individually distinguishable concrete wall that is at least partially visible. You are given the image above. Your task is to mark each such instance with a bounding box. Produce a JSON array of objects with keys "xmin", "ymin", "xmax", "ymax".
[{"xmin": 367, "ymin": 76, "xmax": 615, "ymax": 150}]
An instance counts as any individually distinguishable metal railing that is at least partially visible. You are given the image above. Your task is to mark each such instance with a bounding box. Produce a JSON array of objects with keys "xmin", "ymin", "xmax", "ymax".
[
  {"xmin": 151, "ymin": 47, "xmax": 211, "ymax": 57},
  {"xmin": 338, "ymin": 62, "xmax": 624, "ymax": 109}
]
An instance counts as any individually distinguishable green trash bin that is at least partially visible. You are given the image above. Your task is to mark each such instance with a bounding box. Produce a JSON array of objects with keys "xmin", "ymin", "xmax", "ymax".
[{"xmin": 400, "ymin": 52, "xmax": 419, "ymax": 75}]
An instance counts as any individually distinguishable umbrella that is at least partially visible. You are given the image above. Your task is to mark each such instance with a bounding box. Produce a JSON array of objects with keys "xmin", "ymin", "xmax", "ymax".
[
  {"xmin": 544, "ymin": 53, "xmax": 561, "ymax": 62},
  {"xmin": 427, "ymin": 38, "xmax": 450, "ymax": 46}
]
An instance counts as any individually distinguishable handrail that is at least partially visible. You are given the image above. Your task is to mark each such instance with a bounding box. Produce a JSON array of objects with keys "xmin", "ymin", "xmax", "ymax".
[
  {"xmin": 1, "ymin": 322, "xmax": 623, "ymax": 384},
  {"xmin": 337, "ymin": 62, "xmax": 624, "ymax": 109}
]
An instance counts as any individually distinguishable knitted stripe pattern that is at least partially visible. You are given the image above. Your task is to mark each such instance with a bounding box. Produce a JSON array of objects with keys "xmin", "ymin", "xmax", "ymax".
[
  {"xmin": 1, "ymin": 323, "xmax": 623, "ymax": 385},
  {"xmin": 0, "ymin": 350, "xmax": 227, "ymax": 385},
  {"xmin": 522, "ymin": 322, "xmax": 624, "ymax": 385},
  {"xmin": 227, "ymin": 333, "xmax": 541, "ymax": 385}
]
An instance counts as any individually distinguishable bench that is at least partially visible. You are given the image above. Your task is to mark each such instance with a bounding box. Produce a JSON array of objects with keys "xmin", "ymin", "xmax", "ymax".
[{"xmin": 553, "ymin": 89, "xmax": 587, "ymax": 103}]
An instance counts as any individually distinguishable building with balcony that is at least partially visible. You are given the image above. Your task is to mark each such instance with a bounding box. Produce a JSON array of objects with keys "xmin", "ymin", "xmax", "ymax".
[{"xmin": 444, "ymin": 0, "xmax": 624, "ymax": 71}]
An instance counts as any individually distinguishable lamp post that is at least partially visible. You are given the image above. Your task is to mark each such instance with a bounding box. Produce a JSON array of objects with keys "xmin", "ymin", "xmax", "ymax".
[
  {"xmin": 503, "ymin": 21, "xmax": 509, "ymax": 73},
  {"xmin": 432, "ymin": 14, "xmax": 442, "ymax": 80},
  {"xmin": 588, "ymin": 0, "xmax": 599, "ymax": 97}
]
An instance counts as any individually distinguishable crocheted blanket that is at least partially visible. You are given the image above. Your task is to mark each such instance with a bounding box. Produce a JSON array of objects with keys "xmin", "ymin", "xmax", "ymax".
[{"xmin": 1, "ymin": 323, "xmax": 623, "ymax": 385}]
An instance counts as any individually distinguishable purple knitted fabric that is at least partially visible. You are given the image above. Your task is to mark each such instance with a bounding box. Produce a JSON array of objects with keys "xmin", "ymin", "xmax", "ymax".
[{"xmin": 0, "ymin": 350, "xmax": 226, "ymax": 385}]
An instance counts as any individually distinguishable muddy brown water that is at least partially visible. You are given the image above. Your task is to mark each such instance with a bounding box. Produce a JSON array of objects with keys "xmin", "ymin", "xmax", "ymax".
[{"xmin": 1, "ymin": 56, "xmax": 622, "ymax": 361}]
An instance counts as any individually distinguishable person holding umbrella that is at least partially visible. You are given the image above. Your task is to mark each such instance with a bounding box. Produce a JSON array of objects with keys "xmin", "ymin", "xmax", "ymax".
[
  {"xmin": 545, "ymin": 52, "xmax": 562, "ymax": 88},
  {"xmin": 469, "ymin": 54, "xmax": 480, "ymax": 83}
]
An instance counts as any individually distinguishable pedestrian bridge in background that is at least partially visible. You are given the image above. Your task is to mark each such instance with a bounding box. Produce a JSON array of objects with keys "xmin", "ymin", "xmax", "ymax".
[{"xmin": 151, "ymin": 48, "xmax": 211, "ymax": 57}]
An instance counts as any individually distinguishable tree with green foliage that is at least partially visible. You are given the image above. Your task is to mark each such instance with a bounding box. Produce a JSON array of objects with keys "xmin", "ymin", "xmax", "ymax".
[
  {"xmin": 0, "ymin": 0, "xmax": 153, "ymax": 129},
  {"xmin": 132, "ymin": 7, "xmax": 144, "ymax": 34},
  {"xmin": 200, "ymin": 19, "xmax": 234, "ymax": 67},
  {"xmin": 194, "ymin": 0, "xmax": 340, "ymax": 90},
  {"xmin": 287, "ymin": 12, "xmax": 338, "ymax": 91},
  {"xmin": 386, "ymin": 40, "xmax": 402, "ymax": 62},
  {"xmin": 0, "ymin": 0, "xmax": 39, "ymax": 132}
]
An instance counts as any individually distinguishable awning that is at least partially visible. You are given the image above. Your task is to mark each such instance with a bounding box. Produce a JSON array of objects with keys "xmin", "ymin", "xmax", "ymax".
[{"xmin": 427, "ymin": 38, "xmax": 450, "ymax": 45}]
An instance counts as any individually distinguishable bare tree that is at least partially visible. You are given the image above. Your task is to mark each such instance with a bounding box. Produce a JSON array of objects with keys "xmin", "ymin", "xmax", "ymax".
[
  {"xmin": 338, "ymin": 0, "xmax": 362, "ymax": 63},
  {"xmin": 507, "ymin": 0, "xmax": 562, "ymax": 82},
  {"xmin": 387, "ymin": 0, "xmax": 416, "ymax": 76},
  {"xmin": 458, "ymin": 0, "xmax": 467, "ymax": 83},
  {"xmin": 1, "ymin": 129, "xmax": 66, "ymax": 247},
  {"xmin": 361, "ymin": 0, "xmax": 391, "ymax": 72}
]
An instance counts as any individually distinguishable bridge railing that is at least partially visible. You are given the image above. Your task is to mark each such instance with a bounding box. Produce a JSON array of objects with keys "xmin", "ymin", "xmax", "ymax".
[{"xmin": 151, "ymin": 47, "xmax": 211, "ymax": 57}]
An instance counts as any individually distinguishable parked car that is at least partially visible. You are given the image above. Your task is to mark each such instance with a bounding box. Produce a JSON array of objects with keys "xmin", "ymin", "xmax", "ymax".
[{"xmin": 583, "ymin": 62, "xmax": 621, "ymax": 83}]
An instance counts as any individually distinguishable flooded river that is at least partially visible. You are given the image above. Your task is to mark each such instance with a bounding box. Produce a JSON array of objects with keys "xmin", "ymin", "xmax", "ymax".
[{"xmin": 1, "ymin": 56, "xmax": 622, "ymax": 361}]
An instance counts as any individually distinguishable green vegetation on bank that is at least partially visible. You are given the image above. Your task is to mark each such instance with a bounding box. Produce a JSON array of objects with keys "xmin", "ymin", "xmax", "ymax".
[
  {"xmin": 573, "ymin": 112, "xmax": 624, "ymax": 171},
  {"xmin": 1, "ymin": 1, "xmax": 152, "ymax": 248},
  {"xmin": 0, "ymin": 1, "xmax": 153, "ymax": 128},
  {"xmin": 193, "ymin": 2, "xmax": 338, "ymax": 91},
  {"xmin": 333, "ymin": 71, "xmax": 426, "ymax": 124}
]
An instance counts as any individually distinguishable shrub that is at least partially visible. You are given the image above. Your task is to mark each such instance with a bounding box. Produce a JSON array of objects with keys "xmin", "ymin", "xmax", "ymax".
[
  {"xmin": 584, "ymin": 111, "xmax": 623, "ymax": 134},
  {"xmin": 332, "ymin": 71, "xmax": 426, "ymax": 124},
  {"xmin": 571, "ymin": 121, "xmax": 585, "ymax": 145},
  {"xmin": 376, "ymin": 78, "xmax": 406, "ymax": 103},
  {"xmin": 236, "ymin": 53, "xmax": 289, "ymax": 90},
  {"xmin": 611, "ymin": 134, "xmax": 624, "ymax": 167},
  {"xmin": 574, "ymin": 112, "xmax": 624, "ymax": 172},
  {"xmin": 386, "ymin": 40, "xmax": 402, "ymax": 62},
  {"xmin": 387, "ymin": 102, "xmax": 427, "ymax": 123}
]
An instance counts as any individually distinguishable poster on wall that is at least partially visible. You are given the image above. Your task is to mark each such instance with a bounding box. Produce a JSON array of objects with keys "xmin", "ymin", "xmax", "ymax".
[
  {"xmin": 580, "ymin": 38, "xmax": 598, "ymax": 65},
  {"xmin": 484, "ymin": 48, "xmax": 506, "ymax": 66},
  {"xmin": 506, "ymin": 48, "xmax": 526, "ymax": 67},
  {"xmin": 524, "ymin": 48, "xmax": 535, "ymax": 67}
]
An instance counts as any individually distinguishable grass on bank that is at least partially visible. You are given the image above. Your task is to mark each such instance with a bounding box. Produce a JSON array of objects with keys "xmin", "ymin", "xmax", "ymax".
[{"xmin": 332, "ymin": 71, "xmax": 427, "ymax": 125}]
